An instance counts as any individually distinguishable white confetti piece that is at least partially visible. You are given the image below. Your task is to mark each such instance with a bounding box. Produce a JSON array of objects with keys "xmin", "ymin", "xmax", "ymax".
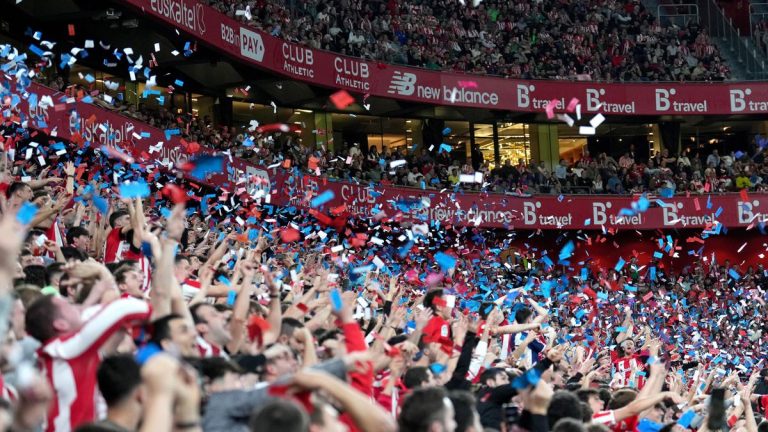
[{"xmin": 590, "ymin": 113, "xmax": 605, "ymax": 128}]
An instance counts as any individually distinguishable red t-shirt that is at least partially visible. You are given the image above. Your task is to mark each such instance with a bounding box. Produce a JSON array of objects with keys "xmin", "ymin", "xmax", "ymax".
[{"xmin": 422, "ymin": 315, "xmax": 453, "ymax": 354}]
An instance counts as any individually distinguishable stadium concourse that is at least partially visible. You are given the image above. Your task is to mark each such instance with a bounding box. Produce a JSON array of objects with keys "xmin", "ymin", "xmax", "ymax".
[{"xmin": 1, "ymin": 1, "xmax": 768, "ymax": 432}]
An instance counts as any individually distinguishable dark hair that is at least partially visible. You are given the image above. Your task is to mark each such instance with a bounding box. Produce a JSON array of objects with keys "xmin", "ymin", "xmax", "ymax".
[
  {"xmin": 449, "ymin": 390, "xmax": 478, "ymax": 432},
  {"xmin": 547, "ymin": 390, "xmax": 584, "ymax": 428},
  {"xmin": 45, "ymin": 262, "xmax": 65, "ymax": 286},
  {"xmin": 23, "ymin": 265, "xmax": 47, "ymax": 288},
  {"xmin": 249, "ymin": 398, "xmax": 309, "ymax": 432},
  {"xmin": 480, "ymin": 367, "xmax": 505, "ymax": 387},
  {"xmin": 25, "ymin": 295, "xmax": 60, "ymax": 342},
  {"xmin": 7, "ymin": 182, "xmax": 30, "ymax": 199},
  {"xmin": 175, "ymin": 254, "xmax": 190, "ymax": 265},
  {"xmin": 552, "ymin": 418, "xmax": 587, "ymax": 432},
  {"xmin": 757, "ymin": 421, "xmax": 768, "ymax": 432},
  {"xmin": 515, "ymin": 306, "xmax": 533, "ymax": 324},
  {"xmin": 60, "ymin": 246, "xmax": 88, "ymax": 262},
  {"xmin": 97, "ymin": 355, "xmax": 141, "ymax": 406},
  {"xmin": 399, "ymin": 387, "xmax": 450, "ymax": 432},
  {"xmin": 423, "ymin": 289, "xmax": 444, "ymax": 312},
  {"xmin": 404, "ymin": 366, "xmax": 432, "ymax": 390},
  {"xmin": 66, "ymin": 226, "xmax": 90, "ymax": 246},
  {"xmin": 149, "ymin": 314, "xmax": 184, "ymax": 345},
  {"xmin": 576, "ymin": 389, "xmax": 600, "ymax": 404},
  {"xmin": 280, "ymin": 317, "xmax": 304, "ymax": 338},
  {"xmin": 190, "ymin": 303, "xmax": 212, "ymax": 325},
  {"xmin": 608, "ymin": 389, "xmax": 637, "ymax": 410},
  {"xmin": 200, "ymin": 357, "xmax": 241, "ymax": 382},
  {"xmin": 109, "ymin": 210, "xmax": 130, "ymax": 229},
  {"xmin": 113, "ymin": 265, "xmax": 136, "ymax": 286}
]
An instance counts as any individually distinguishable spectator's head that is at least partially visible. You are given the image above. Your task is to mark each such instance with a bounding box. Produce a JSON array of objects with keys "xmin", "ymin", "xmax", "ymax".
[
  {"xmin": 404, "ymin": 366, "xmax": 436, "ymax": 390},
  {"xmin": 174, "ymin": 255, "xmax": 192, "ymax": 282},
  {"xmin": 309, "ymin": 396, "xmax": 349, "ymax": 432},
  {"xmin": 576, "ymin": 389, "xmax": 605, "ymax": 413},
  {"xmin": 263, "ymin": 343, "xmax": 299, "ymax": 380},
  {"xmin": 608, "ymin": 389, "xmax": 638, "ymax": 409},
  {"xmin": 200, "ymin": 357, "xmax": 243, "ymax": 393},
  {"xmin": 66, "ymin": 226, "xmax": 91, "ymax": 252},
  {"xmin": 279, "ymin": 317, "xmax": 306, "ymax": 351},
  {"xmin": 423, "ymin": 289, "xmax": 451, "ymax": 319},
  {"xmin": 109, "ymin": 210, "xmax": 130, "ymax": 229},
  {"xmin": 149, "ymin": 314, "xmax": 198, "ymax": 357},
  {"xmin": 25, "ymin": 294, "xmax": 84, "ymax": 343},
  {"xmin": 45, "ymin": 262, "xmax": 65, "ymax": 287},
  {"xmin": 515, "ymin": 306, "xmax": 533, "ymax": 324},
  {"xmin": 114, "ymin": 264, "xmax": 144, "ymax": 299},
  {"xmin": 449, "ymin": 390, "xmax": 482, "ymax": 432},
  {"xmin": 191, "ymin": 303, "xmax": 232, "ymax": 347},
  {"xmin": 97, "ymin": 355, "xmax": 142, "ymax": 410},
  {"xmin": 399, "ymin": 387, "xmax": 457, "ymax": 432},
  {"xmin": 61, "ymin": 246, "xmax": 88, "ymax": 262},
  {"xmin": 479, "ymin": 367, "xmax": 509, "ymax": 388},
  {"xmin": 548, "ymin": 390, "xmax": 585, "ymax": 427},
  {"xmin": 250, "ymin": 399, "xmax": 309, "ymax": 432},
  {"xmin": 6, "ymin": 181, "xmax": 33, "ymax": 204},
  {"xmin": 553, "ymin": 418, "xmax": 587, "ymax": 432}
]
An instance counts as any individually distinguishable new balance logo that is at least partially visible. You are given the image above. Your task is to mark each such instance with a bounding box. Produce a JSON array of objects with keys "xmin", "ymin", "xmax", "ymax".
[{"xmin": 387, "ymin": 72, "xmax": 417, "ymax": 96}]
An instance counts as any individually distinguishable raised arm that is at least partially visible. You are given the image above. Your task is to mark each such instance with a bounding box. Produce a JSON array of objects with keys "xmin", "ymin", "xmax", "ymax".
[{"xmin": 291, "ymin": 370, "xmax": 397, "ymax": 432}]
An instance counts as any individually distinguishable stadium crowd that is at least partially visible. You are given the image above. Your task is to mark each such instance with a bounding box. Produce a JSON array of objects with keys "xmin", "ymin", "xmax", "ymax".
[
  {"xmin": 209, "ymin": 0, "xmax": 730, "ymax": 81},
  {"xmin": 2, "ymin": 34, "xmax": 768, "ymax": 432}
]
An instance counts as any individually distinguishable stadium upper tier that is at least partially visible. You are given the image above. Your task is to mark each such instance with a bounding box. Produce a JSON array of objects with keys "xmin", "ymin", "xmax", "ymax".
[
  {"xmin": 122, "ymin": 0, "xmax": 768, "ymax": 116},
  {"xmin": 207, "ymin": 0, "xmax": 728, "ymax": 82}
]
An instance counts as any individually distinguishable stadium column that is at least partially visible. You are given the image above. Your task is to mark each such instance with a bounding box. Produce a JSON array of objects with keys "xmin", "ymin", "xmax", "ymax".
[
  {"xmin": 656, "ymin": 122, "xmax": 678, "ymax": 154},
  {"xmin": 315, "ymin": 112, "xmax": 332, "ymax": 151},
  {"xmin": 529, "ymin": 124, "xmax": 559, "ymax": 172},
  {"xmin": 492, "ymin": 122, "xmax": 500, "ymax": 166}
]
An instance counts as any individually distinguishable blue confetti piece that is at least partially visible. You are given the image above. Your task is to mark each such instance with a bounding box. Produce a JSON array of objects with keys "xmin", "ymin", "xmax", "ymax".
[
  {"xmin": 442, "ymin": 127, "xmax": 452, "ymax": 135},
  {"xmin": 310, "ymin": 190, "xmax": 335, "ymax": 208},
  {"xmin": 653, "ymin": 251, "xmax": 662, "ymax": 259},
  {"xmin": 677, "ymin": 410, "xmax": 695, "ymax": 428},
  {"xmin": 119, "ymin": 181, "xmax": 150, "ymax": 199},
  {"xmin": 189, "ymin": 155, "xmax": 224, "ymax": 180},
  {"xmin": 728, "ymin": 269, "xmax": 741, "ymax": 280},
  {"xmin": 614, "ymin": 257, "xmax": 626, "ymax": 272},
  {"xmin": 559, "ymin": 241, "xmax": 574, "ymax": 262},
  {"xmin": 92, "ymin": 196, "xmax": 109, "ymax": 215},
  {"xmin": 435, "ymin": 251, "xmax": 457, "ymax": 272},
  {"xmin": 16, "ymin": 202, "xmax": 38, "ymax": 225},
  {"xmin": 714, "ymin": 206, "xmax": 723, "ymax": 217},
  {"xmin": 430, "ymin": 363, "xmax": 446, "ymax": 374},
  {"xmin": 706, "ymin": 196, "xmax": 712, "ymax": 209},
  {"xmin": 439, "ymin": 143, "xmax": 452, "ymax": 153},
  {"xmin": 227, "ymin": 290, "xmax": 236, "ymax": 306},
  {"xmin": 625, "ymin": 284, "xmax": 637, "ymax": 292},
  {"xmin": 637, "ymin": 195, "xmax": 650, "ymax": 212},
  {"xmin": 218, "ymin": 275, "xmax": 232, "ymax": 287},
  {"xmin": 174, "ymin": 79, "xmax": 184, "ymax": 87},
  {"xmin": 330, "ymin": 288, "xmax": 343, "ymax": 312}
]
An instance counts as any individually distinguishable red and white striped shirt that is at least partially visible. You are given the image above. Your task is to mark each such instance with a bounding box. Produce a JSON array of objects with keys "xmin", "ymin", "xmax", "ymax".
[
  {"xmin": 592, "ymin": 411, "xmax": 639, "ymax": 432},
  {"xmin": 39, "ymin": 298, "xmax": 151, "ymax": 432}
]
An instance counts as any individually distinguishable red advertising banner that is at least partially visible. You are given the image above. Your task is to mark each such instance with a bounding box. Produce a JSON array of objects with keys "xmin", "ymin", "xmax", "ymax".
[
  {"xmin": 126, "ymin": 0, "xmax": 768, "ymax": 116},
  {"xmin": 16, "ymin": 81, "xmax": 768, "ymax": 230}
]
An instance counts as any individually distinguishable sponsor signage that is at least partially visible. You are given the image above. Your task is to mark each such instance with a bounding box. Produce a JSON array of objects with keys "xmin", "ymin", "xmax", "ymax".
[{"xmin": 14, "ymin": 81, "xmax": 768, "ymax": 230}]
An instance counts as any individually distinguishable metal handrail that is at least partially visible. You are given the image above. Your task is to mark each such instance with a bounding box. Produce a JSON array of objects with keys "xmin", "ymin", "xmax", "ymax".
[
  {"xmin": 657, "ymin": 3, "xmax": 700, "ymax": 28},
  {"xmin": 749, "ymin": 2, "xmax": 768, "ymax": 56},
  {"xmin": 697, "ymin": 0, "xmax": 766, "ymax": 77}
]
